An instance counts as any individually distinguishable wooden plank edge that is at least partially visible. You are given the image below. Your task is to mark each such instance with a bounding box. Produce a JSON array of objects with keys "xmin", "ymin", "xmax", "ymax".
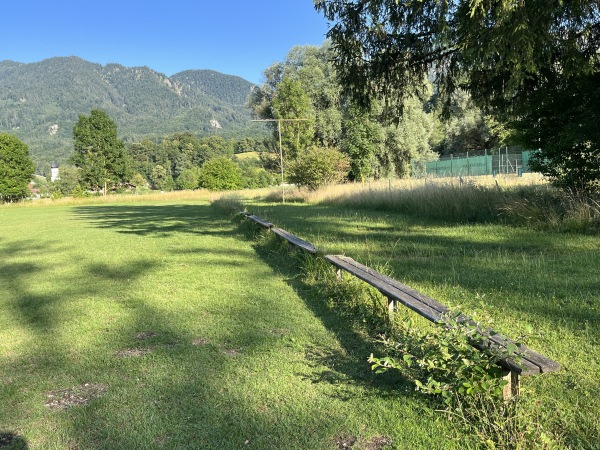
[
  {"xmin": 246, "ymin": 214, "xmax": 273, "ymax": 229},
  {"xmin": 271, "ymin": 227, "xmax": 317, "ymax": 254}
]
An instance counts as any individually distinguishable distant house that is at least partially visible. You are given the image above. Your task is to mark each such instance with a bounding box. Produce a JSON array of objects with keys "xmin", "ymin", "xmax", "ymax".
[{"xmin": 50, "ymin": 162, "xmax": 59, "ymax": 182}]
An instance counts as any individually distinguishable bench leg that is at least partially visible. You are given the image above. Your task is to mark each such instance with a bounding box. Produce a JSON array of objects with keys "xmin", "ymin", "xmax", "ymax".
[
  {"xmin": 387, "ymin": 297, "xmax": 397, "ymax": 321},
  {"xmin": 335, "ymin": 268, "xmax": 343, "ymax": 281},
  {"xmin": 502, "ymin": 370, "xmax": 520, "ymax": 400}
]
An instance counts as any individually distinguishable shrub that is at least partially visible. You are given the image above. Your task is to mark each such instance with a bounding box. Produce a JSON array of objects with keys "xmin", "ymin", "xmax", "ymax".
[
  {"xmin": 198, "ymin": 157, "xmax": 243, "ymax": 191},
  {"xmin": 176, "ymin": 167, "xmax": 201, "ymax": 190},
  {"xmin": 287, "ymin": 146, "xmax": 349, "ymax": 191}
]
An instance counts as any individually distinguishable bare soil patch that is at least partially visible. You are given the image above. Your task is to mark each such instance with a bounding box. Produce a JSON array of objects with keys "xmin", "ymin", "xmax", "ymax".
[
  {"xmin": 136, "ymin": 331, "xmax": 157, "ymax": 340},
  {"xmin": 363, "ymin": 436, "xmax": 392, "ymax": 450},
  {"xmin": 334, "ymin": 434, "xmax": 357, "ymax": 449},
  {"xmin": 45, "ymin": 383, "xmax": 108, "ymax": 410},
  {"xmin": 191, "ymin": 338, "xmax": 210, "ymax": 346},
  {"xmin": 115, "ymin": 348, "xmax": 152, "ymax": 358}
]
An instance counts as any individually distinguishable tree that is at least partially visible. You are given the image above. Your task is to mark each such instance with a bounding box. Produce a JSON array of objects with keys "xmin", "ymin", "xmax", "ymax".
[
  {"xmin": 315, "ymin": 0, "xmax": 600, "ymax": 191},
  {"xmin": 433, "ymin": 90, "xmax": 509, "ymax": 155},
  {"xmin": 198, "ymin": 157, "xmax": 243, "ymax": 191},
  {"xmin": 341, "ymin": 105, "xmax": 385, "ymax": 181},
  {"xmin": 72, "ymin": 110, "xmax": 131, "ymax": 194},
  {"xmin": 248, "ymin": 45, "xmax": 341, "ymax": 150},
  {"xmin": 50, "ymin": 166, "xmax": 82, "ymax": 196},
  {"xmin": 150, "ymin": 164, "xmax": 174, "ymax": 191},
  {"xmin": 272, "ymin": 77, "xmax": 315, "ymax": 159},
  {"xmin": 0, "ymin": 134, "xmax": 35, "ymax": 202},
  {"xmin": 176, "ymin": 167, "xmax": 201, "ymax": 190},
  {"xmin": 287, "ymin": 146, "xmax": 349, "ymax": 190},
  {"xmin": 385, "ymin": 96, "xmax": 438, "ymax": 177},
  {"xmin": 517, "ymin": 69, "xmax": 600, "ymax": 193}
]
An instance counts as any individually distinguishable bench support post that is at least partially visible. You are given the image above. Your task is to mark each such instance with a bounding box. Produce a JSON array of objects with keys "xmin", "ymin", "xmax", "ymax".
[
  {"xmin": 335, "ymin": 268, "xmax": 343, "ymax": 281},
  {"xmin": 502, "ymin": 370, "xmax": 520, "ymax": 400},
  {"xmin": 387, "ymin": 297, "xmax": 397, "ymax": 321}
]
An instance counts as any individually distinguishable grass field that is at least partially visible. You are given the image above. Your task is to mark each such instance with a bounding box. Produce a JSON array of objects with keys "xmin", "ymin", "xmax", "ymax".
[
  {"xmin": 1, "ymin": 184, "xmax": 599, "ymax": 449},
  {"xmin": 240, "ymin": 197, "xmax": 600, "ymax": 449},
  {"xmin": 2, "ymin": 200, "xmax": 458, "ymax": 449}
]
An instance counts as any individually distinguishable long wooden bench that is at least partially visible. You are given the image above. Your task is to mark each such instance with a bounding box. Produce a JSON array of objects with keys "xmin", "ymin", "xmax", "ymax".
[
  {"xmin": 241, "ymin": 212, "xmax": 317, "ymax": 254},
  {"xmin": 241, "ymin": 212, "xmax": 274, "ymax": 229},
  {"xmin": 271, "ymin": 227, "xmax": 318, "ymax": 254},
  {"xmin": 324, "ymin": 254, "xmax": 560, "ymax": 399}
]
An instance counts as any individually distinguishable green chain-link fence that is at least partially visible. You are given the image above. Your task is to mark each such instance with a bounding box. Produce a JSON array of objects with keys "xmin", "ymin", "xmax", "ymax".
[{"xmin": 413, "ymin": 150, "xmax": 535, "ymax": 178}]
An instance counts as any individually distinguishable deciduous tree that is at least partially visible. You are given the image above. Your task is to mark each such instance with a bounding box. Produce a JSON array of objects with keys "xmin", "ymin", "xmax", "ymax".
[
  {"xmin": 0, "ymin": 134, "xmax": 35, "ymax": 202},
  {"xmin": 72, "ymin": 110, "xmax": 131, "ymax": 194},
  {"xmin": 198, "ymin": 157, "xmax": 242, "ymax": 191}
]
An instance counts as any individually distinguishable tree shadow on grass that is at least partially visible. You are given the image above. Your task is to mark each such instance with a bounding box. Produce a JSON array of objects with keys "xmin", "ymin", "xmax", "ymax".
[
  {"xmin": 2, "ymin": 209, "xmax": 449, "ymax": 449},
  {"xmin": 240, "ymin": 223, "xmax": 416, "ymax": 399},
  {"xmin": 243, "ymin": 204, "xmax": 600, "ymax": 338},
  {"xmin": 72, "ymin": 204, "xmax": 239, "ymax": 238},
  {"xmin": 0, "ymin": 432, "xmax": 28, "ymax": 449}
]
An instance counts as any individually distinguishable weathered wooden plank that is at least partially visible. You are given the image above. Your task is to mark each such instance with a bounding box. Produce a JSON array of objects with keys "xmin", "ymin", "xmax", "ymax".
[
  {"xmin": 241, "ymin": 212, "xmax": 274, "ymax": 229},
  {"xmin": 324, "ymin": 255, "xmax": 560, "ymax": 376},
  {"xmin": 271, "ymin": 227, "xmax": 317, "ymax": 254},
  {"xmin": 324, "ymin": 255, "xmax": 443, "ymax": 322},
  {"xmin": 248, "ymin": 214, "xmax": 274, "ymax": 229}
]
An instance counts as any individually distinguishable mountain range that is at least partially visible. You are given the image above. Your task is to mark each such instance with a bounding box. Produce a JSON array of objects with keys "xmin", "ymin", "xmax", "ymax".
[{"xmin": 0, "ymin": 57, "xmax": 260, "ymax": 173}]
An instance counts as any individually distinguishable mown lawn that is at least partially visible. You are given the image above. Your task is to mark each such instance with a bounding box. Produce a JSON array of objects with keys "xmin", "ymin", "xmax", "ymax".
[
  {"xmin": 2, "ymin": 201, "xmax": 460, "ymax": 450},
  {"xmin": 243, "ymin": 200, "xmax": 600, "ymax": 449}
]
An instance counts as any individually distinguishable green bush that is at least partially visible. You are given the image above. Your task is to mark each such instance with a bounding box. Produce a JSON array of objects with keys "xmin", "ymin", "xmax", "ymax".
[
  {"xmin": 176, "ymin": 167, "xmax": 201, "ymax": 190},
  {"xmin": 198, "ymin": 157, "xmax": 243, "ymax": 191},
  {"xmin": 287, "ymin": 146, "xmax": 349, "ymax": 190}
]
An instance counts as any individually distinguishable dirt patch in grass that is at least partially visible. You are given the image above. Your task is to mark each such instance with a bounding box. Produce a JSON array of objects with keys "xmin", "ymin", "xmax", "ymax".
[
  {"xmin": 45, "ymin": 383, "xmax": 108, "ymax": 410},
  {"xmin": 332, "ymin": 434, "xmax": 392, "ymax": 449},
  {"xmin": 334, "ymin": 434, "xmax": 357, "ymax": 449},
  {"xmin": 115, "ymin": 348, "xmax": 152, "ymax": 358},
  {"xmin": 222, "ymin": 348, "xmax": 242, "ymax": 356},
  {"xmin": 362, "ymin": 436, "xmax": 392, "ymax": 450},
  {"xmin": 136, "ymin": 331, "xmax": 157, "ymax": 339},
  {"xmin": 191, "ymin": 338, "xmax": 210, "ymax": 346}
]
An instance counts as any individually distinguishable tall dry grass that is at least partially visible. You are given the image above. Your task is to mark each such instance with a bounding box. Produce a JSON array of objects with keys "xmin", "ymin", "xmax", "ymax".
[{"xmin": 284, "ymin": 175, "xmax": 599, "ymax": 232}]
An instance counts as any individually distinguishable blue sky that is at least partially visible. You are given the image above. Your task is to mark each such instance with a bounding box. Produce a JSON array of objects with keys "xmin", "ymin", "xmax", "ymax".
[{"xmin": 3, "ymin": 1, "xmax": 330, "ymax": 83}]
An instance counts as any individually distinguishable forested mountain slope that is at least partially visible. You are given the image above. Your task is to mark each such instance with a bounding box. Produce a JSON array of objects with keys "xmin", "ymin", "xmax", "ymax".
[{"xmin": 0, "ymin": 57, "xmax": 258, "ymax": 173}]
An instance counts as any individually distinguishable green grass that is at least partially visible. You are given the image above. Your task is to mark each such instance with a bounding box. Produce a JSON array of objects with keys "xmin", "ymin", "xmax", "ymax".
[
  {"xmin": 2, "ymin": 200, "xmax": 460, "ymax": 449},
  {"xmin": 3, "ymin": 191, "xmax": 599, "ymax": 449},
  {"xmin": 242, "ymin": 200, "xmax": 600, "ymax": 449}
]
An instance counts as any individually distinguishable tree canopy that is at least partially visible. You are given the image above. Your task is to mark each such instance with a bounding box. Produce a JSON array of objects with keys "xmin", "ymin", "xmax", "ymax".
[
  {"xmin": 0, "ymin": 133, "xmax": 35, "ymax": 202},
  {"xmin": 72, "ymin": 109, "xmax": 131, "ymax": 194},
  {"xmin": 315, "ymin": 0, "xmax": 600, "ymax": 191}
]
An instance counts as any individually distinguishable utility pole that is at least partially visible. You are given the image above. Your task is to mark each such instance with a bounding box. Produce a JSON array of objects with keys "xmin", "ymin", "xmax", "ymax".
[{"xmin": 251, "ymin": 118, "xmax": 309, "ymax": 204}]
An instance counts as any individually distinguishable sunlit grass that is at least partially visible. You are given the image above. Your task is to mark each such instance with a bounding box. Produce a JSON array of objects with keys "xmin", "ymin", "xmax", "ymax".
[
  {"xmin": 241, "ymin": 198, "xmax": 600, "ymax": 448},
  {"xmin": 1, "ymin": 200, "xmax": 458, "ymax": 449}
]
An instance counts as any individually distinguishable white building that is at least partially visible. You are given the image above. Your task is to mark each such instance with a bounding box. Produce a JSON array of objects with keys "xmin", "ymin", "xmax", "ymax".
[{"xmin": 50, "ymin": 162, "xmax": 59, "ymax": 182}]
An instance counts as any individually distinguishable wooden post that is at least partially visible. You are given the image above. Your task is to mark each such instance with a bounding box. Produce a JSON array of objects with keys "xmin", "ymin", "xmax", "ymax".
[
  {"xmin": 335, "ymin": 268, "xmax": 343, "ymax": 281},
  {"xmin": 502, "ymin": 370, "xmax": 520, "ymax": 400},
  {"xmin": 387, "ymin": 297, "xmax": 397, "ymax": 321}
]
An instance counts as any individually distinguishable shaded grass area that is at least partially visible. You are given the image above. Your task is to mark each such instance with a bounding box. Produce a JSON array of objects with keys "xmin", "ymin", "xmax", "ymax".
[
  {"xmin": 1, "ymin": 201, "xmax": 460, "ymax": 449},
  {"xmin": 242, "ymin": 201, "xmax": 600, "ymax": 449}
]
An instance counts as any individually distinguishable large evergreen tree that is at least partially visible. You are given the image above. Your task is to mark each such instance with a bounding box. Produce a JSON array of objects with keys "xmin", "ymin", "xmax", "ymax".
[
  {"xmin": 72, "ymin": 110, "xmax": 131, "ymax": 194},
  {"xmin": 315, "ymin": 0, "xmax": 600, "ymax": 191},
  {"xmin": 0, "ymin": 134, "xmax": 35, "ymax": 202}
]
